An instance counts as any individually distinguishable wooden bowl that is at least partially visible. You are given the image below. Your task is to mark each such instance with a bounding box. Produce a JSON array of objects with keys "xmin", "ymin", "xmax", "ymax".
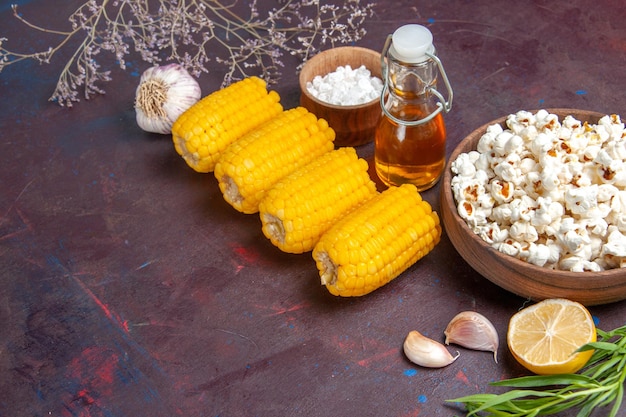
[
  {"xmin": 440, "ymin": 108, "xmax": 626, "ymax": 306},
  {"xmin": 299, "ymin": 46, "xmax": 383, "ymax": 147}
]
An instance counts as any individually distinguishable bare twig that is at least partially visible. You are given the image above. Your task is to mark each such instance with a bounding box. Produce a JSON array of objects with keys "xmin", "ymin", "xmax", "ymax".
[{"xmin": 0, "ymin": 0, "xmax": 374, "ymax": 107}]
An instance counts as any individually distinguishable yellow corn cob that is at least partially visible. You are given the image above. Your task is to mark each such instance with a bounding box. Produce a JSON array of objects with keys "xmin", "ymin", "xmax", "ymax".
[
  {"xmin": 172, "ymin": 76, "xmax": 282, "ymax": 173},
  {"xmin": 259, "ymin": 147, "xmax": 378, "ymax": 254},
  {"xmin": 214, "ymin": 107, "xmax": 335, "ymax": 214},
  {"xmin": 312, "ymin": 184, "xmax": 441, "ymax": 297}
]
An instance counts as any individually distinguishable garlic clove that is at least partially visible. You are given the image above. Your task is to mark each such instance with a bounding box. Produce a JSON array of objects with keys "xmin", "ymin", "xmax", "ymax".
[
  {"xmin": 135, "ymin": 63, "xmax": 201, "ymax": 134},
  {"xmin": 403, "ymin": 330, "xmax": 459, "ymax": 368},
  {"xmin": 444, "ymin": 311, "xmax": 499, "ymax": 363}
]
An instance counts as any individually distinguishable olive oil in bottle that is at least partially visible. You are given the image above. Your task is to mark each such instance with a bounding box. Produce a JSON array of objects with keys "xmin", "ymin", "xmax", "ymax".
[{"xmin": 375, "ymin": 24, "xmax": 453, "ymax": 191}]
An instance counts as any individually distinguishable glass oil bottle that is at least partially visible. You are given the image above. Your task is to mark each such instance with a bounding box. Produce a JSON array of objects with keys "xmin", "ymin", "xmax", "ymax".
[{"xmin": 375, "ymin": 24, "xmax": 453, "ymax": 191}]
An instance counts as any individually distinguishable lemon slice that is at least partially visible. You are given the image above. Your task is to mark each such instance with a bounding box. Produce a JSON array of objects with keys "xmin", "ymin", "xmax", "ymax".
[{"xmin": 507, "ymin": 298, "xmax": 596, "ymax": 375}]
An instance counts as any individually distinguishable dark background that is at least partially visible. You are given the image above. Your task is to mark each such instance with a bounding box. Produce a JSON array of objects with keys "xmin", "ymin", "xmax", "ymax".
[{"xmin": 1, "ymin": 1, "xmax": 625, "ymax": 416}]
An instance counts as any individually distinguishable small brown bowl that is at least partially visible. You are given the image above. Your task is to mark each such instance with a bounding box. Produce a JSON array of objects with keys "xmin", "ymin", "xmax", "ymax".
[
  {"xmin": 440, "ymin": 108, "xmax": 626, "ymax": 306},
  {"xmin": 299, "ymin": 46, "xmax": 383, "ymax": 147}
]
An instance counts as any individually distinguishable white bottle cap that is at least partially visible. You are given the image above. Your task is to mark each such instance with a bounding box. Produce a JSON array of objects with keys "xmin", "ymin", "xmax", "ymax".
[{"xmin": 389, "ymin": 24, "xmax": 435, "ymax": 63}]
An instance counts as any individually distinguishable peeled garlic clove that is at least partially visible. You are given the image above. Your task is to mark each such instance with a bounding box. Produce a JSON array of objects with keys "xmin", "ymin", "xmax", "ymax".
[
  {"xmin": 403, "ymin": 330, "xmax": 459, "ymax": 368},
  {"xmin": 135, "ymin": 63, "xmax": 201, "ymax": 134},
  {"xmin": 444, "ymin": 311, "xmax": 499, "ymax": 363}
]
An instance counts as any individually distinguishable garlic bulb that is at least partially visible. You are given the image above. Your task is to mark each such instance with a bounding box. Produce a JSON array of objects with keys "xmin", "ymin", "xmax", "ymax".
[
  {"xmin": 403, "ymin": 330, "xmax": 459, "ymax": 368},
  {"xmin": 135, "ymin": 63, "xmax": 201, "ymax": 134},
  {"xmin": 444, "ymin": 311, "xmax": 499, "ymax": 362}
]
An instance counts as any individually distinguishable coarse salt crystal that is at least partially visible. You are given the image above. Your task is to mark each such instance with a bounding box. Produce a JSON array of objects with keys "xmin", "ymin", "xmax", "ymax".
[{"xmin": 306, "ymin": 64, "xmax": 383, "ymax": 106}]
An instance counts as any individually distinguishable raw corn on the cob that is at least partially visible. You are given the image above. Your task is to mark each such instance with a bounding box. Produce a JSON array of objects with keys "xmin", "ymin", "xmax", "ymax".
[
  {"xmin": 172, "ymin": 76, "xmax": 282, "ymax": 173},
  {"xmin": 259, "ymin": 147, "xmax": 378, "ymax": 254},
  {"xmin": 312, "ymin": 184, "xmax": 441, "ymax": 297},
  {"xmin": 214, "ymin": 107, "xmax": 336, "ymax": 214}
]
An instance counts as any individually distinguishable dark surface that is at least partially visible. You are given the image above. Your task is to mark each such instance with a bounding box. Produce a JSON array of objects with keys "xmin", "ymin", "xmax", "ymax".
[{"xmin": 1, "ymin": 1, "xmax": 625, "ymax": 416}]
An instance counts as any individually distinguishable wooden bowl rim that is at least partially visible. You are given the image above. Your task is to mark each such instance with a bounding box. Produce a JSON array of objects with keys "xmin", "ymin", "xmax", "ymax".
[
  {"xmin": 441, "ymin": 108, "xmax": 626, "ymax": 292},
  {"xmin": 299, "ymin": 46, "xmax": 383, "ymax": 110}
]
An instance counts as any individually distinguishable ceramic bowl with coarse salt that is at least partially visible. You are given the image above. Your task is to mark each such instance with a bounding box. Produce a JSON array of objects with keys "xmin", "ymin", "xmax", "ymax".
[
  {"xmin": 440, "ymin": 108, "xmax": 626, "ymax": 306},
  {"xmin": 299, "ymin": 46, "xmax": 383, "ymax": 147}
]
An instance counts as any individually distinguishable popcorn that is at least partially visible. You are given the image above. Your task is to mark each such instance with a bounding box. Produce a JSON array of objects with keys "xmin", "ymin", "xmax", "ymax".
[
  {"xmin": 476, "ymin": 222, "xmax": 508, "ymax": 244},
  {"xmin": 492, "ymin": 130, "xmax": 515, "ymax": 157},
  {"xmin": 509, "ymin": 195, "xmax": 535, "ymax": 223},
  {"xmin": 609, "ymin": 191, "xmax": 626, "ymax": 232},
  {"xmin": 494, "ymin": 152, "xmax": 523, "ymax": 183},
  {"xmin": 509, "ymin": 221, "xmax": 538, "ymax": 243},
  {"xmin": 526, "ymin": 243, "xmax": 552, "ymax": 267},
  {"xmin": 494, "ymin": 240, "xmax": 522, "ymax": 257},
  {"xmin": 530, "ymin": 132, "xmax": 554, "ymax": 159},
  {"xmin": 540, "ymin": 165, "xmax": 560, "ymax": 191},
  {"xmin": 531, "ymin": 197, "xmax": 564, "ymax": 229},
  {"xmin": 450, "ymin": 152, "xmax": 477, "ymax": 177},
  {"xmin": 451, "ymin": 110, "xmax": 626, "ymax": 271},
  {"xmin": 490, "ymin": 179, "xmax": 514, "ymax": 203},
  {"xmin": 602, "ymin": 228, "xmax": 626, "ymax": 257},
  {"xmin": 564, "ymin": 185, "xmax": 598, "ymax": 216},
  {"xmin": 559, "ymin": 256, "xmax": 603, "ymax": 272}
]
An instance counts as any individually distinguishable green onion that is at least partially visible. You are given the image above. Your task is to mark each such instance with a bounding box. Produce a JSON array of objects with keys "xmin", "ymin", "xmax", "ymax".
[{"xmin": 447, "ymin": 324, "xmax": 626, "ymax": 416}]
